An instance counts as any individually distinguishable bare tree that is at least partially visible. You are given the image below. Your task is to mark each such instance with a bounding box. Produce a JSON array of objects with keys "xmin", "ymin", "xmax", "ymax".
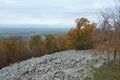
[{"xmin": 96, "ymin": 0, "xmax": 120, "ymax": 63}]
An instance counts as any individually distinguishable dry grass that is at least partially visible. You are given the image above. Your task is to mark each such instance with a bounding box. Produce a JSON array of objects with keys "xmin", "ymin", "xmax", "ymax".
[{"xmin": 93, "ymin": 63, "xmax": 120, "ymax": 80}]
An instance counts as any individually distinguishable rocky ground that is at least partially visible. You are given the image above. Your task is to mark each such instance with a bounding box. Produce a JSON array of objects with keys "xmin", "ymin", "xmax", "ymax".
[{"xmin": 0, "ymin": 50, "xmax": 109, "ymax": 80}]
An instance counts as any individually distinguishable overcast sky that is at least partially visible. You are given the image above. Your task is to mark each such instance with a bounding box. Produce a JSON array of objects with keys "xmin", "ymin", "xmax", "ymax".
[{"xmin": 0, "ymin": 0, "xmax": 116, "ymax": 27}]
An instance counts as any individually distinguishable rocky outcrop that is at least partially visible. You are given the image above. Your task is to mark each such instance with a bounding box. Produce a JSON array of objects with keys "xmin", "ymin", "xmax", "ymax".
[{"xmin": 0, "ymin": 50, "xmax": 108, "ymax": 80}]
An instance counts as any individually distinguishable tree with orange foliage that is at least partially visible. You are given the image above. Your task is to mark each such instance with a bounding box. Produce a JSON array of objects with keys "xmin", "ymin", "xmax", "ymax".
[
  {"xmin": 0, "ymin": 36, "xmax": 26, "ymax": 64},
  {"xmin": 0, "ymin": 40, "xmax": 11, "ymax": 65},
  {"xmin": 39, "ymin": 41, "xmax": 48, "ymax": 56},
  {"xmin": 56, "ymin": 35, "xmax": 67, "ymax": 51},
  {"xmin": 66, "ymin": 17, "xmax": 96, "ymax": 50},
  {"xmin": 93, "ymin": 27, "xmax": 115, "ymax": 63},
  {"xmin": 93, "ymin": 4, "xmax": 120, "ymax": 63}
]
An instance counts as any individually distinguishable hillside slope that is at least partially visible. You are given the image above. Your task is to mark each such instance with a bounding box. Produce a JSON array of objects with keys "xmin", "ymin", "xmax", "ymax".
[{"xmin": 0, "ymin": 50, "xmax": 108, "ymax": 80}]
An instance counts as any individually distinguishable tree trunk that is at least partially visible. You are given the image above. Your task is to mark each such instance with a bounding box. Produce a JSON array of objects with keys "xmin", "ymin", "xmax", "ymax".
[
  {"xmin": 114, "ymin": 49, "xmax": 117, "ymax": 63},
  {"xmin": 5, "ymin": 52, "xmax": 9, "ymax": 66},
  {"xmin": 107, "ymin": 50, "xmax": 110, "ymax": 63}
]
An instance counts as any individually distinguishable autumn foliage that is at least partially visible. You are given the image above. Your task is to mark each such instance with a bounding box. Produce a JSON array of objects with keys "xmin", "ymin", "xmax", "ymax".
[
  {"xmin": 0, "ymin": 16, "xmax": 120, "ymax": 68},
  {"xmin": 66, "ymin": 17, "xmax": 96, "ymax": 50},
  {"xmin": 0, "ymin": 34, "xmax": 67, "ymax": 68}
]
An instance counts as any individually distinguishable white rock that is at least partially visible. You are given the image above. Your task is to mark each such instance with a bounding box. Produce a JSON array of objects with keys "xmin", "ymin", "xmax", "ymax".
[{"xmin": 0, "ymin": 50, "xmax": 110, "ymax": 80}]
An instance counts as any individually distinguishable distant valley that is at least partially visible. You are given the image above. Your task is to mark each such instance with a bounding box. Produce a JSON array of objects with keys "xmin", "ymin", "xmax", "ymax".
[{"xmin": 0, "ymin": 25, "xmax": 71, "ymax": 39}]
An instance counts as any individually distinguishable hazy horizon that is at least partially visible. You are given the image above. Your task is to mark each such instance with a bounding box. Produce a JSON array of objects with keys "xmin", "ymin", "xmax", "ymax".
[
  {"xmin": 0, "ymin": 24, "xmax": 74, "ymax": 28},
  {"xmin": 0, "ymin": 25, "xmax": 71, "ymax": 38}
]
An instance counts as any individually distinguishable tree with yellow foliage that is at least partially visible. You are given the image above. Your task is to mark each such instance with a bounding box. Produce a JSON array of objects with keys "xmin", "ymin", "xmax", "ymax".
[
  {"xmin": 66, "ymin": 17, "xmax": 96, "ymax": 50},
  {"xmin": 44, "ymin": 34, "xmax": 57, "ymax": 54},
  {"xmin": 29, "ymin": 35, "xmax": 42, "ymax": 56}
]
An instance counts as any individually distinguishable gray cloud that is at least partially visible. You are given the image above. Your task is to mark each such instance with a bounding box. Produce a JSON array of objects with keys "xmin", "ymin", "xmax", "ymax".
[{"xmin": 0, "ymin": 0, "xmax": 116, "ymax": 25}]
